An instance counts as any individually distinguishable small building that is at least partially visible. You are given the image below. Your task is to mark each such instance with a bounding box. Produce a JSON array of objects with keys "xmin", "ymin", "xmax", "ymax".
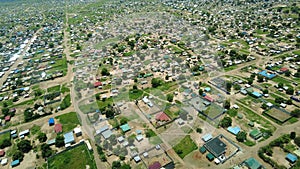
[
  {"xmin": 244, "ymin": 157, "xmax": 264, "ymax": 169},
  {"xmin": 280, "ymin": 67, "xmax": 289, "ymax": 73},
  {"xmin": 250, "ymin": 129, "xmax": 262, "ymax": 140},
  {"xmin": 4, "ymin": 116, "xmax": 11, "ymax": 122},
  {"xmin": 117, "ymin": 136, "xmax": 124, "ymax": 143},
  {"xmin": 73, "ymin": 127, "xmax": 82, "ymax": 137},
  {"xmin": 94, "ymin": 81, "xmax": 102, "ymax": 88},
  {"xmin": 101, "ymin": 129, "xmax": 112, "ymax": 139},
  {"xmin": 248, "ymin": 121, "xmax": 255, "ymax": 127},
  {"xmin": 64, "ymin": 132, "xmax": 75, "ymax": 144},
  {"xmin": 134, "ymin": 155, "xmax": 141, "ymax": 163},
  {"xmin": 148, "ymin": 161, "xmax": 161, "ymax": 169},
  {"xmin": 251, "ymin": 92, "xmax": 262, "ymax": 98},
  {"xmin": 177, "ymin": 118, "xmax": 184, "ymax": 125},
  {"xmin": 227, "ymin": 126, "xmax": 241, "ymax": 135},
  {"xmin": 204, "ymin": 95, "xmax": 214, "ymax": 102},
  {"xmin": 155, "ymin": 112, "xmax": 170, "ymax": 121},
  {"xmin": 54, "ymin": 124, "xmax": 63, "ymax": 133},
  {"xmin": 206, "ymin": 153, "xmax": 214, "ymax": 161},
  {"xmin": 120, "ymin": 124, "xmax": 131, "ymax": 133},
  {"xmin": 204, "ymin": 87, "xmax": 211, "ymax": 92},
  {"xmin": 0, "ymin": 149, "xmax": 5, "ymax": 157},
  {"xmin": 47, "ymin": 139, "xmax": 56, "ymax": 145},
  {"xmin": 19, "ymin": 129, "xmax": 29, "ymax": 138},
  {"xmin": 48, "ymin": 118, "xmax": 55, "ymax": 126},
  {"xmin": 202, "ymin": 134, "xmax": 213, "ymax": 142},
  {"xmin": 199, "ymin": 146, "xmax": 206, "ymax": 154},
  {"xmin": 136, "ymin": 134, "xmax": 143, "ymax": 142},
  {"xmin": 11, "ymin": 160, "xmax": 20, "ymax": 167},
  {"xmin": 286, "ymin": 153, "xmax": 298, "ymax": 163},
  {"xmin": 1, "ymin": 158, "xmax": 7, "ymax": 165}
]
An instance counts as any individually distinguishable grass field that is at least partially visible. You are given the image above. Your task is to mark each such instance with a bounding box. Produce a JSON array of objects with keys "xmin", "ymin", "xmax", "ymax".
[
  {"xmin": 55, "ymin": 112, "xmax": 80, "ymax": 132},
  {"xmin": 47, "ymin": 85, "xmax": 61, "ymax": 93},
  {"xmin": 173, "ymin": 135, "xmax": 197, "ymax": 159},
  {"xmin": 0, "ymin": 131, "xmax": 10, "ymax": 146},
  {"xmin": 48, "ymin": 144, "xmax": 96, "ymax": 169},
  {"xmin": 203, "ymin": 103, "xmax": 224, "ymax": 119},
  {"xmin": 264, "ymin": 108, "xmax": 291, "ymax": 123}
]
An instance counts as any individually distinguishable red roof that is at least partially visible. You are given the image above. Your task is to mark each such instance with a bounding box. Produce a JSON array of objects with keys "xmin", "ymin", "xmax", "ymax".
[
  {"xmin": 204, "ymin": 95, "xmax": 214, "ymax": 102},
  {"xmin": 94, "ymin": 81, "xmax": 102, "ymax": 87},
  {"xmin": 148, "ymin": 161, "xmax": 161, "ymax": 169},
  {"xmin": 155, "ymin": 112, "xmax": 170, "ymax": 121},
  {"xmin": 54, "ymin": 124, "xmax": 62, "ymax": 133},
  {"xmin": 4, "ymin": 116, "xmax": 11, "ymax": 121},
  {"xmin": 0, "ymin": 150, "xmax": 5, "ymax": 157},
  {"xmin": 280, "ymin": 67, "xmax": 288, "ymax": 72}
]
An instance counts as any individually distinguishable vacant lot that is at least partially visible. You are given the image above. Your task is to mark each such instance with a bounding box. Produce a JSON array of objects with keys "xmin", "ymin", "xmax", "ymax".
[
  {"xmin": 55, "ymin": 112, "xmax": 80, "ymax": 132},
  {"xmin": 173, "ymin": 135, "xmax": 197, "ymax": 159},
  {"xmin": 48, "ymin": 144, "xmax": 96, "ymax": 169},
  {"xmin": 264, "ymin": 108, "xmax": 291, "ymax": 123}
]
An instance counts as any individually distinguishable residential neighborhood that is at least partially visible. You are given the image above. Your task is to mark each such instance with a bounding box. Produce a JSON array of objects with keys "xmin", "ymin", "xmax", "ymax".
[{"xmin": 0, "ymin": 0, "xmax": 300, "ymax": 169}]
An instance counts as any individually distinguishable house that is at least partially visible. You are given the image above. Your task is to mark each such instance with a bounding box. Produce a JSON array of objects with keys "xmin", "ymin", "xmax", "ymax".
[
  {"xmin": 4, "ymin": 116, "xmax": 10, "ymax": 122},
  {"xmin": 134, "ymin": 155, "xmax": 141, "ymax": 163},
  {"xmin": 280, "ymin": 67, "xmax": 289, "ymax": 73},
  {"xmin": 244, "ymin": 157, "xmax": 264, "ymax": 169},
  {"xmin": 48, "ymin": 118, "xmax": 55, "ymax": 126},
  {"xmin": 19, "ymin": 129, "xmax": 29, "ymax": 138},
  {"xmin": 0, "ymin": 149, "xmax": 5, "ymax": 157},
  {"xmin": 120, "ymin": 123, "xmax": 131, "ymax": 133},
  {"xmin": 1, "ymin": 158, "xmax": 7, "ymax": 165},
  {"xmin": 199, "ymin": 146, "xmax": 206, "ymax": 154},
  {"xmin": 64, "ymin": 132, "xmax": 75, "ymax": 144},
  {"xmin": 136, "ymin": 134, "xmax": 144, "ymax": 142},
  {"xmin": 250, "ymin": 129, "xmax": 262, "ymax": 140},
  {"xmin": 204, "ymin": 137, "xmax": 227, "ymax": 158},
  {"xmin": 227, "ymin": 126, "xmax": 241, "ymax": 135},
  {"xmin": 251, "ymin": 92, "xmax": 262, "ymax": 98},
  {"xmin": 117, "ymin": 136, "xmax": 124, "ymax": 143},
  {"xmin": 258, "ymin": 70, "xmax": 276, "ymax": 79},
  {"xmin": 47, "ymin": 139, "xmax": 56, "ymax": 145},
  {"xmin": 74, "ymin": 127, "xmax": 82, "ymax": 137},
  {"xmin": 148, "ymin": 161, "xmax": 161, "ymax": 169},
  {"xmin": 94, "ymin": 81, "xmax": 102, "ymax": 88},
  {"xmin": 202, "ymin": 134, "xmax": 213, "ymax": 142},
  {"xmin": 155, "ymin": 112, "xmax": 170, "ymax": 121},
  {"xmin": 204, "ymin": 95, "xmax": 214, "ymax": 102},
  {"xmin": 206, "ymin": 153, "xmax": 215, "ymax": 161},
  {"xmin": 101, "ymin": 129, "xmax": 112, "ymax": 139},
  {"xmin": 286, "ymin": 153, "xmax": 298, "ymax": 163},
  {"xmin": 54, "ymin": 124, "xmax": 62, "ymax": 133},
  {"xmin": 11, "ymin": 160, "xmax": 20, "ymax": 167}
]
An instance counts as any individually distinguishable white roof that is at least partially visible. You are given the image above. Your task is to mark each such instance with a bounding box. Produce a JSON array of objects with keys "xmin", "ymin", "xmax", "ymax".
[
  {"xmin": 74, "ymin": 127, "xmax": 82, "ymax": 134},
  {"xmin": 19, "ymin": 129, "xmax": 29, "ymax": 136},
  {"xmin": 1, "ymin": 158, "xmax": 8, "ymax": 165}
]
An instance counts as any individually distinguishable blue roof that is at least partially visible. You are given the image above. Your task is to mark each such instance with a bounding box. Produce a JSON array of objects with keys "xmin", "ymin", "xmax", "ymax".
[
  {"xmin": 258, "ymin": 70, "xmax": 276, "ymax": 79},
  {"xmin": 227, "ymin": 126, "xmax": 241, "ymax": 135},
  {"xmin": 102, "ymin": 129, "xmax": 112, "ymax": 139},
  {"xmin": 11, "ymin": 160, "xmax": 20, "ymax": 166},
  {"xmin": 136, "ymin": 130, "xmax": 142, "ymax": 134},
  {"xmin": 120, "ymin": 124, "xmax": 131, "ymax": 132},
  {"xmin": 64, "ymin": 132, "xmax": 75, "ymax": 144},
  {"xmin": 204, "ymin": 87, "xmax": 211, "ymax": 92},
  {"xmin": 48, "ymin": 118, "xmax": 55, "ymax": 124},
  {"xmin": 252, "ymin": 91, "xmax": 262, "ymax": 97},
  {"xmin": 286, "ymin": 153, "xmax": 298, "ymax": 163}
]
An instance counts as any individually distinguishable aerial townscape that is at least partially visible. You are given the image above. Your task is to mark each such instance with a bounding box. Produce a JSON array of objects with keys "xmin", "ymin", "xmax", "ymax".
[{"xmin": 0, "ymin": 0, "xmax": 300, "ymax": 169}]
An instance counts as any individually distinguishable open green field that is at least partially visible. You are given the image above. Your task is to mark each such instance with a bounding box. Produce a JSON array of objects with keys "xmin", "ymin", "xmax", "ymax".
[
  {"xmin": 47, "ymin": 85, "xmax": 61, "ymax": 93},
  {"xmin": 48, "ymin": 144, "xmax": 96, "ymax": 169},
  {"xmin": 0, "ymin": 131, "xmax": 10, "ymax": 147},
  {"xmin": 55, "ymin": 112, "xmax": 80, "ymax": 132},
  {"xmin": 264, "ymin": 108, "xmax": 291, "ymax": 124},
  {"xmin": 173, "ymin": 135, "xmax": 197, "ymax": 159},
  {"xmin": 203, "ymin": 103, "xmax": 224, "ymax": 119}
]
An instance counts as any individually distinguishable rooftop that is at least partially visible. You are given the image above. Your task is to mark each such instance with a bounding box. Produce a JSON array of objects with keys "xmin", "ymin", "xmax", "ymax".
[{"xmin": 204, "ymin": 136, "xmax": 227, "ymax": 157}]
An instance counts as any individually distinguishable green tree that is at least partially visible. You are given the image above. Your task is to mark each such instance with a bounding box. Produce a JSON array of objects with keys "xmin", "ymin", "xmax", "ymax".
[
  {"xmin": 226, "ymin": 81, "xmax": 232, "ymax": 91},
  {"xmin": 196, "ymin": 128, "xmax": 202, "ymax": 133},
  {"xmin": 198, "ymin": 89, "xmax": 203, "ymax": 96},
  {"xmin": 55, "ymin": 135, "xmax": 65, "ymax": 147},
  {"xmin": 236, "ymin": 131, "xmax": 247, "ymax": 142},
  {"xmin": 41, "ymin": 143, "xmax": 53, "ymax": 158},
  {"xmin": 290, "ymin": 132, "xmax": 296, "ymax": 139},
  {"xmin": 219, "ymin": 116, "xmax": 232, "ymax": 128},
  {"xmin": 101, "ymin": 68, "xmax": 110, "ymax": 76},
  {"xmin": 151, "ymin": 78, "xmax": 162, "ymax": 88},
  {"xmin": 286, "ymin": 88, "xmax": 294, "ymax": 95},
  {"xmin": 0, "ymin": 139, "xmax": 11, "ymax": 149},
  {"xmin": 224, "ymin": 100, "xmax": 230, "ymax": 109},
  {"xmin": 37, "ymin": 132, "xmax": 47, "ymax": 142},
  {"xmin": 294, "ymin": 137, "xmax": 300, "ymax": 147},
  {"xmin": 291, "ymin": 109, "xmax": 300, "ymax": 117},
  {"xmin": 112, "ymin": 161, "xmax": 121, "ymax": 169},
  {"xmin": 17, "ymin": 140, "xmax": 32, "ymax": 153},
  {"xmin": 166, "ymin": 94, "xmax": 174, "ymax": 102},
  {"xmin": 13, "ymin": 150, "xmax": 24, "ymax": 161}
]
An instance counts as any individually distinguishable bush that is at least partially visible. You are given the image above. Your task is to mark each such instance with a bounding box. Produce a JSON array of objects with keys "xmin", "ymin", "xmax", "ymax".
[
  {"xmin": 295, "ymin": 137, "xmax": 300, "ymax": 147},
  {"xmin": 196, "ymin": 128, "xmax": 202, "ymax": 133}
]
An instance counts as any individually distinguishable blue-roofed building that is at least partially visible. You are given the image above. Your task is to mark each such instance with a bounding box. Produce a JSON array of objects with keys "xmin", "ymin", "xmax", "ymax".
[
  {"xmin": 48, "ymin": 118, "xmax": 55, "ymax": 126},
  {"xmin": 136, "ymin": 130, "xmax": 142, "ymax": 135},
  {"xmin": 204, "ymin": 87, "xmax": 211, "ymax": 92},
  {"xmin": 258, "ymin": 70, "xmax": 276, "ymax": 79},
  {"xmin": 102, "ymin": 129, "xmax": 112, "ymax": 139},
  {"xmin": 11, "ymin": 160, "xmax": 20, "ymax": 167},
  {"xmin": 47, "ymin": 138, "xmax": 56, "ymax": 145},
  {"xmin": 252, "ymin": 91, "xmax": 262, "ymax": 98},
  {"xmin": 227, "ymin": 126, "xmax": 241, "ymax": 135},
  {"xmin": 64, "ymin": 132, "xmax": 75, "ymax": 144},
  {"xmin": 120, "ymin": 124, "xmax": 131, "ymax": 132},
  {"xmin": 286, "ymin": 153, "xmax": 298, "ymax": 163}
]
